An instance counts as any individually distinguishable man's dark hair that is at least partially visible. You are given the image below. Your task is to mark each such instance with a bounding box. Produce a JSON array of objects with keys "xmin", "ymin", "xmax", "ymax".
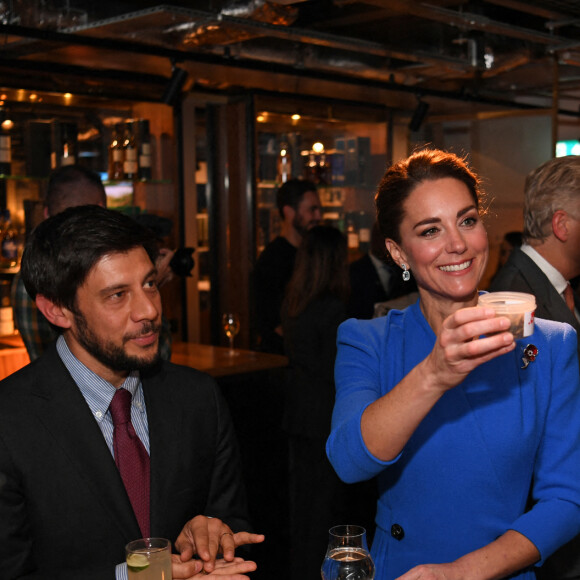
[
  {"xmin": 45, "ymin": 165, "xmax": 107, "ymax": 217},
  {"xmin": 21, "ymin": 205, "xmax": 159, "ymax": 312},
  {"xmin": 276, "ymin": 178, "xmax": 318, "ymax": 218}
]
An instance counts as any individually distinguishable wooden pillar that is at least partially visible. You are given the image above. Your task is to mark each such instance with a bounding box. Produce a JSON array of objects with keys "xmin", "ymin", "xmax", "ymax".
[{"xmin": 207, "ymin": 97, "xmax": 254, "ymax": 348}]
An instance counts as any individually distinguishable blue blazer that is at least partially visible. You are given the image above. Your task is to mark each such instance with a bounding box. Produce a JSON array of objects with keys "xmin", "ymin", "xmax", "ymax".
[{"xmin": 327, "ymin": 300, "xmax": 580, "ymax": 580}]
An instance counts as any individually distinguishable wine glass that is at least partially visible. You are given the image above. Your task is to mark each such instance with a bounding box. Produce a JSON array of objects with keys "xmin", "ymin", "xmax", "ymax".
[
  {"xmin": 222, "ymin": 312, "xmax": 240, "ymax": 355},
  {"xmin": 321, "ymin": 525, "xmax": 375, "ymax": 580}
]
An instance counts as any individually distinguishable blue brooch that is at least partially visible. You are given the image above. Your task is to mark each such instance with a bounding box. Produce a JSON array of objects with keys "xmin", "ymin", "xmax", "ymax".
[{"xmin": 521, "ymin": 344, "xmax": 538, "ymax": 369}]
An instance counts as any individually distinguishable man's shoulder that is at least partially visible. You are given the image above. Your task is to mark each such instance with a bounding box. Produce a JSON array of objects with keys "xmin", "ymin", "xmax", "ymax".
[
  {"xmin": 349, "ymin": 253, "xmax": 373, "ymax": 275},
  {"xmin": 488, "ymin": 249, "xmax": 542, "ymax": 293},
  {"xmin": 145, "ymin": 360, "xmax": 220, "ymax": 398},
  {"xmin": 256, "ymin": 236, "xmax": 295, "ymax": 264}
]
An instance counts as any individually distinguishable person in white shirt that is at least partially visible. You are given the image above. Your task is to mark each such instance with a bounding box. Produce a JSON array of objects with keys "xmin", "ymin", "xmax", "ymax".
[{"xmin": 489, "ymin": 154, "xmax": 580, "ymax": 580}]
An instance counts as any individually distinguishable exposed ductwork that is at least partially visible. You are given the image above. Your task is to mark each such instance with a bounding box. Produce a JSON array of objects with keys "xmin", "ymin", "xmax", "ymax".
[{"xmin": 0, "ymin": 1, "xmax": 580, "ymax": 116}]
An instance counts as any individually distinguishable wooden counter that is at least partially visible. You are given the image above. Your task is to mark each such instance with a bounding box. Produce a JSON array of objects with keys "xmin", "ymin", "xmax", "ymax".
[
  {"xmin": 0, "ymin": 337, "xmax": 289, "ymax": 381},
  {"xmin": 0, "ymin": 334, "xmax": 30, "ymax": 380},
  {"xmin": 170, "ymin": 342, "xmax": 288, "ymax": 377}
]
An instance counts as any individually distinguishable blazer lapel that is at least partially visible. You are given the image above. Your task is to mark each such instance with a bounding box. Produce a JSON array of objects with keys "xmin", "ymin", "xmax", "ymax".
[
  {"xmin": 142, "ymin": 366, "xmax": 184, "ymax": 533},
  {"xmin": 511, "ymin": 250, "xmax": 580, "ymax": 334},
  {"xmin": 31, "ymin": 347, "xmax": 141, "ymax": 539}
]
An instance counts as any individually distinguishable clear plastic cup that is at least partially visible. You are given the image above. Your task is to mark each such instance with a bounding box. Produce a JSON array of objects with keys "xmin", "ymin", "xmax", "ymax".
[{"xmin": 478, "ymin": 291, "xmax": 536, "ymax": 338}]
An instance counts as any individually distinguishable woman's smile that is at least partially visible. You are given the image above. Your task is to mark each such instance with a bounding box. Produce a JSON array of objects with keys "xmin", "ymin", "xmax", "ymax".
[{"xmin": 387, "ymin": 176, "xmax": 488, "ymax": 307}]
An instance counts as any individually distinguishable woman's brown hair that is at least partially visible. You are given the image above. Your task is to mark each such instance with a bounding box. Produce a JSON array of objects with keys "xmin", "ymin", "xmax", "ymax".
[
  {"xmin": 375, "ymin": 149, "xmax": 484, "ymax": 247},
  {"xmin": 284, "ymin": 225, "xmax": 349, "ymax": 318}
]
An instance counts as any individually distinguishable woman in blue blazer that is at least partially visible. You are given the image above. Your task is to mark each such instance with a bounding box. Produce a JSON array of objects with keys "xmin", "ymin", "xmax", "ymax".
[{"xmin": 326, "ymin": 149, "xmax": 580, "ymax": 580}]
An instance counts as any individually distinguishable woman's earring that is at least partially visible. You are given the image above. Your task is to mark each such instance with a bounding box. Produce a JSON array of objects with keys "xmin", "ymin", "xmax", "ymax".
[{"xmin": 401, "ymin": 264, "xmax": 411, "ymax": 282}]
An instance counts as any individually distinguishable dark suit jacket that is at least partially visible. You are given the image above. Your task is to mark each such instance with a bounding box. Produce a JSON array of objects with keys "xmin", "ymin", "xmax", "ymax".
[
  {"xmin": 348, "ymin": 254, "xmax": 415, "ymax": 320},
  {"xmin": 0, "ymin": 344, "xmax": 249, "ymax": 580},
  {"xmin": 490, "ymin": 248, "xmax": 580, "ymax": 580},
  {"xmin": 489, "ymin": 247, "xmax": 580, "ymax": 360}
]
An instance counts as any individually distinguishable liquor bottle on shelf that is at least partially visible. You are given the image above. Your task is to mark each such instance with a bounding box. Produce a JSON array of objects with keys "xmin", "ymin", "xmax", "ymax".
[
  {"xmin": 1, "ymin": 209, "xmax": 19, "ymax": 268},
  {"xmin": 60, "ymin": 122, "xmax": 77, "ymax": 167},
  {"xmin": 0, "ymin": 123, "xmax": 12, "ymax": 176},
  {"xmin": 122, "ymin": 120, "xmax": 138, "ymax": 180},
  {"xmin": 346, "ymin": 218, "xmax": 360, "ymax": 257},
  {"xmin": 276, "ymin": 135, "xmax": 291, "ymax": 184},
  {"xmin": 50, "ymin": 121, "xmax": 77, "ymax": 170},
  {"xmin": 358, "ymin": 212, "xmax": 371, "ymax": 254},
  {"xmin": 137, "ymin": 119, "xmax": 152, "ymax": 181},
  {"xmin": 108, "ymin": 123, "xmax": 124, "ymax": 181}
]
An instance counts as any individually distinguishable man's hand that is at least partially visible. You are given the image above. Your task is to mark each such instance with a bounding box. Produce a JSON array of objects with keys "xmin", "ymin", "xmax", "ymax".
[
  {"xmin": 175, "ymin": 516, "xmax": 265, "ymax": 573},
  {"xmin": 172, "ymin": 555, "xmax": 258, "ymax": 580}
]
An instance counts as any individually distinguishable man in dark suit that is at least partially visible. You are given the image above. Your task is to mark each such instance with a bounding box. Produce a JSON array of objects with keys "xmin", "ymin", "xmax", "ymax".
[
  {"xmin": 0, "ymin": 205, "xmax": 263, "ymax": 579},
  {"xmin": 489, "ymin": 155, "xmax": 580, "ymax": 362},
  {"xmin": 348, "ymin": 222, "xmax": 417, "ymax": 319},
  {"xmin": 489, "ymin": 155, "xmax": 580, "ymax": 580}
]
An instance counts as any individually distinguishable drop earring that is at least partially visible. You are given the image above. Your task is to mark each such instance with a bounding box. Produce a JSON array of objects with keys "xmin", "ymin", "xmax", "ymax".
[{"xmin": 401, "ymin": 264, "xmax": 411, "ymax": 282}]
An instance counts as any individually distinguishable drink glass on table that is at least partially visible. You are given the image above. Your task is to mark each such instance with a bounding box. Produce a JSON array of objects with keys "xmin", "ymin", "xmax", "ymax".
[
  {"xmin": 321, "ymin": 525, "xmax": 375, "ymax": 580},
  {"xmin": 222, "ymin": 312, "xmax": 240, "ymax": 355},
  {"xmin": 126, "ymin": 537, "xmax": 172, "ymax": 580}
]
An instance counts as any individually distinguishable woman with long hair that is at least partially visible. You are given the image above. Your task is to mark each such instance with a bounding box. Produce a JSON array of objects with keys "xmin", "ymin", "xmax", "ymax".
[{"xmin": 282, "ymin": 225, "xmax": 359, "ymax": 579}]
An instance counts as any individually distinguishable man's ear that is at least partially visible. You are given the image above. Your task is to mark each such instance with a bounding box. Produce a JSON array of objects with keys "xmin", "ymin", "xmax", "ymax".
[
  {"xmin": 281, "ymin": 204, "xmax": 295, "ymax": 223},
  {"xmin": 552, "ymin": 209, "xmax": 570, "ymax": 243},
  {"xmin": 35, "ymin": 295, "xmax": 73, "ymax": 329},
  {"xmin": 385, "ymin": 239, "xmax": 406, "ymax": 268}
]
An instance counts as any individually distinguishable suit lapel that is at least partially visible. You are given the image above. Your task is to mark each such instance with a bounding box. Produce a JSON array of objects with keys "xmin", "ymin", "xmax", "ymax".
[
  {"xmin": 142, "ymin": 366, "xmax": 183, "ymax": 533},
  {"xmin": 511, "ymin": 250, "xmax": 580, "ymax": 334},
  {"xmin": 31, "ymin": 347, "xmax": 141, "ymax": 539}
]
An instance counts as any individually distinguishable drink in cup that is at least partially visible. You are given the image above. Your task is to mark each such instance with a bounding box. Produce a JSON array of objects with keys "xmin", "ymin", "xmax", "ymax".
[
  {"xmin": 321, "ymin": 525, "xmax": 375, "ymax": 580},
  {"xmin": 478, "ymin": 291, "xmax": 536, "ymax": 339},
  {"xmin": 126, "ymin": 537, "xmax": 172, "ymax": 580}
]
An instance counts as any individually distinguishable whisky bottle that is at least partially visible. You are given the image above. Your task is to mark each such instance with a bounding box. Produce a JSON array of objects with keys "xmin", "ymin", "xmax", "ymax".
[
  {"xmin": 108, "ymin": 123, "xmax": 124, "ymax": 181},
  {"xmin": 122, "ymin": 120, "xmax": 138, "ymax": 180},
  {"xmin": 137, "ymin": 119, "xmax": 152, "ymax": 181},
  {"xmin": 60, "ymin": 123, "xmax": 77, "ymax": 167},
  {"xmin": 0, "ymin": 125, "xmax": 12, "ymax": 176}
]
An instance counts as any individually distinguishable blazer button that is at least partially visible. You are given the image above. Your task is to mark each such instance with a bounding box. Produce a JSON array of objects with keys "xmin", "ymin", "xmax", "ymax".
[{"xmin": 391, "ymin": 524, "xmax": 404, "ymax": 541}]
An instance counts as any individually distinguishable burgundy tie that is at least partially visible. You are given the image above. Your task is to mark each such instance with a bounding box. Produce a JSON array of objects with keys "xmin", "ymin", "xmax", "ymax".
[
  {"xmin": 564, "ymin": 283, "xmax": 576, "ymax": 315},
  {"xmin": 109, "ymin": 388, "xmax": 150, "ymax": 537}
]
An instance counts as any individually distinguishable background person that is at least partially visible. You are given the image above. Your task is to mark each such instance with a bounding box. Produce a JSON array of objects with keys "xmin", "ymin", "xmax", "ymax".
[
  {"xmin": 348, "ymin": 221, "xmax": 417, "ymax": 319},
  {"xmin": 11, "ymin": 164, "xmax": 174, "ymax": 361},
  {"xmin": 326, "ymin": 149, "xmax": 580, "ymax": 580},
  {"xmin": 252, "ymin": 178, "xmax": 321, "ymax": 354},
  {"xmin": 0, "ymin": 205, "xmax": 263, "ymax": 579},
  {"xmin": 489, "ymin": 156, "xmax": 580, "ymax": 363},
  {"xmin": 282, "ymin": 225, "xmax": 374, "ymax": 578}
]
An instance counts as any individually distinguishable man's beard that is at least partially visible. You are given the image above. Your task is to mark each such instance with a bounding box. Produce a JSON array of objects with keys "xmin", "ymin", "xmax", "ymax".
[
  {"xmin": 73, "ymin": 311, "xmax": 161, "ymax": 373},
  {"xmin": 292, "ymin": 215, "xmax": 315, "ymax": 237}
]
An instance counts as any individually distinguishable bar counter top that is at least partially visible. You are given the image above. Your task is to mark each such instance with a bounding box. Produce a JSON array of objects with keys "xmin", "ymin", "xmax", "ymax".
[
  {"xmin": 0, "ymin": 334, "xmax": 31, "ymax": 380},
  {"xmin": 0, "ymin": 336, "xmax": 289, "ymax": 381},
  {"xmin": 170, "ymin": 341, "xmax": 288, "ymax": 377}
]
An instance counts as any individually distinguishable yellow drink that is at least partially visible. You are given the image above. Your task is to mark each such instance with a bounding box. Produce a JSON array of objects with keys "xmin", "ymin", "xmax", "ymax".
[{"xmin": 126, "ymin": 538, "xmax": 172, "ymax": 580}]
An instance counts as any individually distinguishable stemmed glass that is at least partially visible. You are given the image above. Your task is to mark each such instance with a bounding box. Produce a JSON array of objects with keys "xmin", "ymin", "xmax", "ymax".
[
  {"xmin": 222, "ymin": 312, "xmax": 240, "ymax": 356},
  {"xmin": 321, "ymin": 525, "xmax": 375, "ymax": 580}
]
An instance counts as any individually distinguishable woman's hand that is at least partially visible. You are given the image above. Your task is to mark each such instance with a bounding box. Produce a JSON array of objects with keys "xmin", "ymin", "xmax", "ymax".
[
  {"xmin": 361, "ymin": 306, "xmax": 515, "ymax": 462},
  {"xmin": 422, "ymin": 306, "xmax": 515, "ymax": 393},
  {"xmin": 394, "ymin": 562, "xmax": 460, "ymax": 580}
]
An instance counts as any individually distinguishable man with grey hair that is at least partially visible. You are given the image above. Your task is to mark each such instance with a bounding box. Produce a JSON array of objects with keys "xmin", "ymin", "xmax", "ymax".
[
  {"xmin": 490, "ymin": 155, "xmax": 580, "ymax": 579},
  {"xmin": 490, "ymin": 155, "xmax": 580, "ymax": 352}
]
